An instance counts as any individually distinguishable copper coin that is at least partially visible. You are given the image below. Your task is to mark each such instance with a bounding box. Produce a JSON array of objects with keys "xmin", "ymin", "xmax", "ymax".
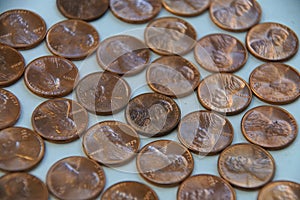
[
  {"xmin": 210, "ymin": 0, "xmax": 261, "ymax": 32},
  {"xmin": 258, "ymin": 181, "xmax": 300, "ymax": 200},
  {"xmin": 96, "ymin": 35, "xmax": 151, "ymax": 76},
  {"xmin": 125, "ymin": 93, "xmax": 181, "ymax": 137},
  {"xmin": 194, "ymin": 33, "xmax": 248, "ymax": 73},
  {"xmin": 83, "ymin": 120, "xmax": 140, "ymax": 166},
  {"xmin": 75, "ymin": 72, "xmax": 131, "ymax": 115},
  {"xmin": 241, "ymin": 106, "xmax": 298, "ymax": 150},
  {"xmin": 218, "ymin": 143, "xmax": 275, "ymax": 189},
  {"xmin": 24, "ymin": 55, "xmax": 79, "ymax": 98},
  {"xmin": 0, "ymin": 172, "xmax": 48, "ymax": 200},
  {"xmin": 46, "ymin": 19, "xmax": 100, "ymax": 60},
  {"xmin": 246, "ymin": 22, "xmax": 299, "ymax": 61},
  {"xmin": 0, "ymin": 89, "xmax": 20, "ymax": 130},
  {"xmin": 178, "ymin": 110, "xmax": 233, "ymax": 155},
  {"xmin": 249, "ymin": 63, "xmax": 300, "ymax": 104},
  {"xmin": 144, "ymin": 17, "xmax": 197, "ymax": 55},
  {"xmin": 136, "ymin": 139, "xmax": 194, "ymax": 186},
  {"xmin": 57, "ymin": 0, "xmax": 109, "ymax": 21},
  {"xmin": 0, "ymin": 44, "xmax": 25, "ymax": 87},
  {"xmin": 46, "ymin": 156, "xmax": 105, "ymax": 200},
  {"xmin": 0, "ymin": 9, "xmax": 46, "ymax": 49},
  {"xmin": 162, "ymin": 0, "xmax": 210, "ymax": 17},
  {"xmin": 177, "ymin": 174, "xmax": 236, "ymax": 200},
  {"xmin": 146, "ymin": 55, "xmax": 201, "ymax": 98},
  {"xmin": 32, "ymin": 98, "xmax": 88, "ymax": 143},
  {"xmin": 110, "ymin": 0, "xmax": 162, "ymax": 24}
]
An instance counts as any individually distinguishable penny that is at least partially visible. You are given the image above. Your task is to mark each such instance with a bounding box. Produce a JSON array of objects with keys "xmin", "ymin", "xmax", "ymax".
[
  {"xmin": 0, "ymin": 89, "xmax": 20, "ymax": 130},
  {"xmin": 210, "ymin": 0, "xmax": 261, "ymax": 32},
  {"xmin": 24, "ymin": 55, "xmax": 79, "ymax": 98},
  {"xmin": 144, "ymin": 17, "xmax": 197, "ymax": 55},
  {"xmin": 83, "ymin": 120, "xmax": 140, "ymax": 166},
  {"xmin": 31, "ymin": 98, "xmax": 88, "ymax": 143},
  {"xmin": 96, "ymin": 35, "xmax": 151, "ymax": 76},
  {"xmin": 136, "ymin": 139, "xmax": 194, "ymax": 186},
  {"xmin": 218, "ymin": 143, "xmax": 275, "ymax": 189},
  {"xmin": 46, "ymin": 19, "xmax": 100, "ymax": 60},
  {"xmin": 146, "ymin": 55, "xmax": 201, "ymax": 98},
  {"xmin": 46, "ymin": 156, "xmax": 105, "ymax": 200},
  {"xmin": 246, "ymin": 22, "xmax": 299, "ymax": 61},
  {"xmin": 197, "ymin": 73, "xmax": 252, "ymax": 115},
  {"xmin": 258, "ymin": 181, "xmax": 300, "ymax": 200},
  {"xmin": 0, "ymin": 9, "xmax": 46, "ymax": 49},
  {"xmin": 194, "ymin": 33, "xmax": 248, "ymax": 73},
  {"xmin": 162, "ymin": 0, "xmax": 210, "ymax": 17},
  {"xmin": 178, "ymin": 110, "xmax": 233, "ymax": 155},
  {"xmin": 75, "ymin": 72, "xmax": 131, "ymax": 115},
  {"xmin": 125, "ymin": 93, "xmax": 181, "ymax": 137},
  {"xmin": 241, "ymin": 105, "xmax": 298, "ymax": 150},
  {"xmin": 249, "ymin": 63, "xmax": 300, "ymax": 104}
]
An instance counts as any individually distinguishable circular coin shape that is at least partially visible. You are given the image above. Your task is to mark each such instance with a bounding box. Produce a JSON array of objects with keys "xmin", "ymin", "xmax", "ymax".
[
  {"xmin": 146, "ymin": 56, "xmax": 201, "ymax": 98},
  {"xmin": 46, "ymin": 156, "xmax": 105, "ymax": 200},
  {"xmin": 194, "ymin": 33, "xmax": 248, "ymax": 73},
  {"xmin": 0, "ymin": 9, "xmax": 47, "ymax": 49},
  {"xmin": 241, "ymin": 106, "xmax": 298, "ymax": 150},
  {"xmin": 125, "ymin": 93, "xmax": 181, "ymax": 137},
  {"xmin": 218, "ymin": 143, "xmax": 275, "ymax": 189},
  {"xmin": 178, "ymin": 110, "xmax": 233, "ymax": 155},
  {"xmin": 0, "ymin": 89, "xmax": 20, "ymax": 130},
  {"xmin": 32, "ymin": 98, "xmax": 88, "ymax": 143},
  {"xmin": 249, "ymin": 63, "xmax": 300, "ymax": 104},
  {"xmin": 136, "ymin": 140, "xmax": 194, "ymax": 186},
  {"xmin": 210, "ymin": 0, "xmax": 261, "ymax": 32},
  {"xmin": 76, "ymin": 72, "xmax": 131, "ymax": 115},
  {"xmin": 162, "ymin": 0, "xmax": 210, "ymax": 17},
  {"xmin": 97, "ymin": 35, "xmax": 151, "ymax": 76},
  {"xmin": 145, "ymin": 17, "xmax": 197, "ymax": 55},
  {"xmin": 246, "ymin": 22, "xmax": 299, "ymax": 61},
  {"xmin": 258, "ymin": 181, "xmax": 300, "ymax": 200},
  {"xmin": 197, "ymin": 73, "xmax": 252, "ymax": 115},
  {"xmin": 46, "ymin": 19, "xmax": 100, "ymax": 60}
]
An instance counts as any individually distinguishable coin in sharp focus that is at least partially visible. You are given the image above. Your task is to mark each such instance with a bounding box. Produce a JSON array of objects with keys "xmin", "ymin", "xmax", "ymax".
[
  {"xmin": 178, "ymin": 110, "xmax": 233, "ymax": 155},
  {"xmin": 218, "ymin": 143, "xmax": 275, "ymax": 189},
  {"xmin": 246, "ymin": 22, "xmax": 299, "ymax": 61},
  {"xmin": 46, "ymin": 19, "xmax": 100, "ymax": 60},
  {"xmin": 210, "ymin": 0, "xmax": 261, "ymax": 32},
  {"xmin": 75, "ymin": 72, "xmax": 131, "ymax": 115},
  {"xmin": 46, "ymin": 156, "xmax": 105, "ymax": 200},
  {"xmin": 0, "ymin": 89, "xmax": 20, "ymax": 130},
  {"xmin": 96, "ymin": 35, "xmax": 151, "ymax": 76},
  {"xmin": 136, "ymin": 139, "xmax": 194, "ymax": 186},
  {"xmin": 194, "ymin": 33, "xmax": 248, "ymax": 73},
  {"xmin": 144, "ymin": 17, "xmax": 197, "ymax": 55},
  {"xmin": 249, "ymin": 63, "xmax": 300, "ymax": 104},
  {"xmin": 32, "ymin": 98, "xmax": 88, "ymax": 143},
  {"xmin": 146, "ymin": 55, "xmax": 200, "ymax": 98},
  {"xmin": 162, "ymin": 0, "xmax": 210, "ymax": 17},
  {"xmin": 258, "ymin": 181, "xmax": 300, "ymax": 200}
]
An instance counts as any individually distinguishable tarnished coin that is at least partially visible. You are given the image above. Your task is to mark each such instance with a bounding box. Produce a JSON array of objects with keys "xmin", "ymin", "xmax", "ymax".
[
  {"xmin": 246, "ymin": 22, "xmax": 299, "ymax": 61},
  {"xmin": 144, "ymin": 17, "xmax": 197, "ymax": 55},
  {"xmin": 136, "ymin": 140, "xmax": 194, "ymax": 186},
  {"xmin": 96, "ymin": 35, "xmax": 151, "ymax": 76},
  {"xmin": 146, "ymin": 55, "xmax": 201, "ymax": 98},
  {"xmin": 110, "ymin": 0, "xmax": 162, "ymax": 24},
  {"xmin": 178, "ymin": 110, "xmax": 233, "ymax": 155},
  {"xmin": 210, "ymin": 0, "xmax": 261, "ymax": 32},
  {"xmin": 197, "ymin": 73, "xmax": 252, "ymax": 115},
  {"xmin": 0, "ymin": 89, "xmax": 20, "ymax": 130},
  {"xmin": 32, "ymin": 98, "xmax": 88, "ymax": 143},
  {"xmin": 258, "ymin": 181, "xmax": 300, "ymax": 200},
  {"xmin": 46, "ymin": 156, "xmax": 105, "ymax": 200},
  {"xmin": 83, "ymin": 121, "xmax": 140, "ymax": 166},
  {"xmin": 46, "ymin": 19, "xmax": 100, "ymax": 60},
  {"xmin": 249, "ymin": 63, "xmax": 300, "ymax": 104},
  {"xmin": 241, "ymin": 106, "xmax": 298, "ymax": 150},
  {"xmin": 162, "ymin": 0, "xmax": 210, "ymax": 17},
  {"xmin": 24, "ymin": 55, "xmax": 79, "ymax": 98},
  {"xmin": 75, "ymin": 72, "xmax": 131, "ymax": 115},
  {"xmin": 194, "ymin": 33, "xmax": 248, "ymax": 73},
  {"xmin": 125, "ymin": 93, "xmax": 181, "ymax": 137},
  {"xmin": 0, "ymin": 172, "xmax": 48, "ymax": 200},
  {"xmin": 0, "ymin": 9, "xmax": 46, "ymax": 49},
  {"xmin": 218, "ymin": 143, "xmax": 275, "ymax": 189}
]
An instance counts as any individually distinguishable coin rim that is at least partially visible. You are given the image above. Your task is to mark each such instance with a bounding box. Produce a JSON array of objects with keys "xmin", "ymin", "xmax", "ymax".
[{"xmin": 162, "ymin": 0, "xmax": 210, "ymax": 17}]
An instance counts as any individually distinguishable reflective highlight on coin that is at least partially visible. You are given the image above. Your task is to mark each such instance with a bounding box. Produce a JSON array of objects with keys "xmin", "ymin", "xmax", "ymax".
[
  {"xmin": 0, "ymin": 89, "xmax": 20, "ymax": 130},
  {"xmin": 258, "ymin": 181, "xmax": 300, "ymax": 200},
  {"xmin": 162, "ymin": 0, "xmax": 210, "ymax": 17}
]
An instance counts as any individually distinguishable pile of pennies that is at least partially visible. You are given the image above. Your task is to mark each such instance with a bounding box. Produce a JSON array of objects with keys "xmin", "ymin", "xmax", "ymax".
[{"xmin": 0, "ymin": 0, "xmax": 299, "ymax": 199}]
